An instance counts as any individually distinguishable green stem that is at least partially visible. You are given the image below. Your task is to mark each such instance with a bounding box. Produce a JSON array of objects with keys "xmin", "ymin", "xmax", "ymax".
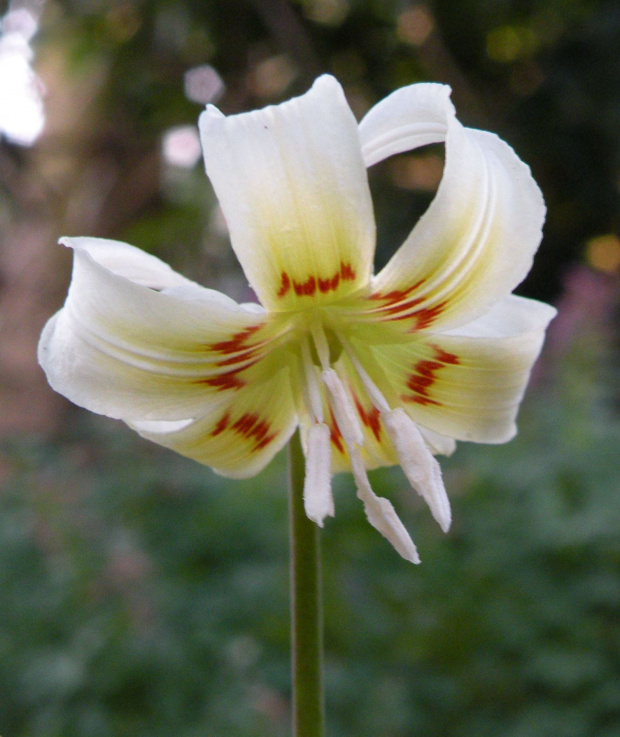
[{"xmin": 288, "ymin": 430, "xmax": 325, "ymax": 737}]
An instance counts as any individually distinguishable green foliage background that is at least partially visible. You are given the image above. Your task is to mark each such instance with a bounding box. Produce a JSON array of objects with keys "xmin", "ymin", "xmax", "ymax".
[
  {"xmin": 2, "ymin": 327, "xmax": 618, "ymax": 737},
  {"xmin": 0, "ymin": 0, "xmax": 618, "ymax": 735}
]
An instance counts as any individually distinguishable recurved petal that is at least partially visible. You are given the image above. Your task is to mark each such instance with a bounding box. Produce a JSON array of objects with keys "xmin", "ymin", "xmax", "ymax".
[
  {"xmin": 359, "ymin": 83, "xmax": 452, "ymax": 166},
  {"xmin": 360, "ymin": 84, "xmax": 546, "ymax": 330},
  {"xmin": 355, "ymin": 295, "xmax": 556, "ymax": 444},
  {"xmin": 199, "ymin": 75, "xmax": 375, "ymax": 311},
  {"xmin": 417, "ymin": 426, "xmax": 456, "ymax": 457},
  {"xmin": 130, "ymin": 360, "xmax": 297, "ymax": 479},
  {"xmin": 38, "ymin": 237, "xmax": 278, "ymax": 422}
]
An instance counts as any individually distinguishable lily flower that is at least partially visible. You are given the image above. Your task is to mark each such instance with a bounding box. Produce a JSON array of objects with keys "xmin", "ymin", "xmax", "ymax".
[{"xmin": 38, "ymin": 76, "xmax": 555, "ymax": 563}]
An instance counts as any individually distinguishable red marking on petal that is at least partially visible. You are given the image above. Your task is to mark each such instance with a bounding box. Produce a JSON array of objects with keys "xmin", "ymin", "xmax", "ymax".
[
  {"xmin": 409, "ymin": 302, "xmax": 447, "ymax": 330},
  {"xmin": 210, "ymin": 325, "xmax": 262, "ymax": 355},
  {"xmin": 231, "ymin": 412, "xmax": 276, "ymax": 450},
  {"xmin": 401, "ymin": 394, "xmax": 441, "ymax": 407},
  {"xmin": 407, "ymin": 372, "xmax": 435, "ymax": 396},
  {"xmin": 401, "ymin": 344, "xmax": 458, "ymax": 406},
  {"xmin": 202, "ymin": 372, "xmax": 245, "ymax": 391},
  {"xmin": 254, "ymin": 433, "xmax": 277, "ymax": 451},
  {"xmin": 211, "ymin": 412, "xmax": 230, "ymax": 437},
  {"xmin": 432, "ymin": 345, "xmax": 460, "ymax": 365},
  {"xmin": 340, "ymin": 262, "xmax": 356, "ymax": 281},
  {"xmin": 215, "ymin": 348, "xmax": 260, "ymax": 371},
  {"xmin": 318, "ymin": 273, "xmax": 340, "ymax": 293},
  {"xmin": 293, "ymin": 275, "xmax": 317, "ymax": 296},
  {"xmin": 277, "ymin": 271, "xmax": 291, "ymax": 298},
  {"xmin": 384, "ymin": 295, "xmax": 425, "ymax": 318},
  {"xmin": 416, "ymin": 360, "xmax": 443, "ymax": 378},
  {"xmin": 404, "ymin": 357, "xmax": 445, "ymax": 402},
  {"xmin": 328, "ymin": 407, "xmax": 345, "ymax": 454},
  {"xmin": 353, "ymin": 393, "xmax": 382, "ymax": 442},
  {"xmin": 285, "ymin": 262, "xmax": 356, "ymax": 299},
  {"xmin": 368, "ymin": 280, "xmax": 425, "ymax": 303}
]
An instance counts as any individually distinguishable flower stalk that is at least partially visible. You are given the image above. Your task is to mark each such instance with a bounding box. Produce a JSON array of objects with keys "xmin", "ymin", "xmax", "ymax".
[{"xmin": 289, "ymin": 431, "xmax": 325, "ymax": 737}]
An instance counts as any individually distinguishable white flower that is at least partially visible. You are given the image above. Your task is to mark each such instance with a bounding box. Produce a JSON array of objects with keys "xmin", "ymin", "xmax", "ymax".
[{"xmin": 38, "ymin": 76, "xmax": 555, "ymax": 563}]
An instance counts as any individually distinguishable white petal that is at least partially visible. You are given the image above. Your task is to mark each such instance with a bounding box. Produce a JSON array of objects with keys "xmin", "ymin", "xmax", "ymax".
[
  {"xmin": 382, "ymin": 408, "xmax": 451, "ymax": 532},
  {"xmin": 356, "ymin": 294, "xmax": 556, "ymax": 444},
  {"xmin": 361, "ymin": 84, "xmax": 546, "ymax": 329},
  {"xmin": 359, "ymin": 83, "xmax": 452, "ymax": 166},
  {"xmin": 61, "ymin": 237, "xmax": 201, "ymax": 291},
  {"xmin": 442, "ymin": 293, "xmax": 557, "ymax": 339},
  {"xmin": 303, "ymin": 423, "xmax": 335, "ymax": 526},
  {"xmin": 130, "ymin": 361, "xmax": 297, "ymax": 478},
  {"xmin": 350, "ymin": 450, "xmax": 420, "ymax": 564},
  {"xmin": 200, "ymin": 75, "xmax": 375, "ymax": 310},
  {"xmin": 417, "ymin": 426, "xmax": 457, "ymax": 457},
  {"xmin": 38, "ymin": 238, "xmax": 272, "ymax": 422}
]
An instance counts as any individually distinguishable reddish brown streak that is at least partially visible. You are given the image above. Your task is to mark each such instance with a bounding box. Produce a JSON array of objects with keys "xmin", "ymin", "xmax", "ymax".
[
  {"xmin": 401, "ymin": 345, "xmax": 460, "ymax": 407},
  {"xmin": 215, "ymin": 349, "xmax": 260, "ymax": 367},
  {"xmin": 383, "ymin": 295, "xmax": 425, "ymax": 318},
  {"xmin": 211, "ymin": 412, "xmax": 230, "ymax": 437},
  {"xmin": 318, "ymin": 273, "xmax": 340, "ymax": 293},
  {"xmin": 231, "ymin": 412, "xmax": 276, "ymax": 450},
  {"xmin": 210, "ymin": 411, "xmax": 276, "ymax": 450},
  {"xmin": 204, "ymin": 326, "xmax": 263, "ymax": 390},
  {"xmin": 406, "ymin": 360, "xmax": 442, "ymax": 396},
  {"xmin": 368, "ymin": 280, "xmax": 425, "ymax": 304},
  {"xmin": 431, "ymin": 345, "xmax": 460, "ymax": 365},
  {"xmin": 277, "ymin": 271, "xmax": 291, "ymax": 298},
  {"xmin": 403, "ymin": 395, "xmax": 441, "ymax": 407},
  {"xmin": 408, "ymin": 302, "xmax": 448, "ymax": 330},
  {"xmin": 293, "ymin": 275, "xmax": 316, "ymax": 296},
  {"xmin": 368, "ymin": 281, "xmax": 448, "ymax": 328},
  {"xmin": 209, "ymin": 325, "xmax": 262, "ymax": 355},
  {"xmin": 328, "ymin": 407, "xmax": 345, "ymax": 454},
  {"xmin": 277, "ymin": 261, "xmax": 356, "ymax": 299},
  {"xmin": 353, "ymin": 393, "xmax": 382, "ymax": 442},
  {"xmin": 201, "ymin": 372, "xmax": 245, "ymax": 391}
]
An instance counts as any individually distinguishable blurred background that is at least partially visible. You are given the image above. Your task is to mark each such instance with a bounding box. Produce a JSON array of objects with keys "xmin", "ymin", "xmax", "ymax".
[{"xmin": 0, "ymin": 0, "xmax": 618, "ymax": 735}]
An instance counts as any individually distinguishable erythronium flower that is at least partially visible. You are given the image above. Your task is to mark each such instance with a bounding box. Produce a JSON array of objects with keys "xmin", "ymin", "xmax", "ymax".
[{"xmin": 38, "ymin": 76, "xmax": 555, "ymax": 564}]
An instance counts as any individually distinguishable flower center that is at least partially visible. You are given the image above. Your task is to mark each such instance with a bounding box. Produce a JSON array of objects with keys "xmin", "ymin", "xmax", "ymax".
[{"xmin": 296, "ymin": 314, "xmax": 450, "ymax": 554}]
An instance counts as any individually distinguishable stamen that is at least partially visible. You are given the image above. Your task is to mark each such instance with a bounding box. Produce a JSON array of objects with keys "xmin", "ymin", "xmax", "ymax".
[
  {"xmin": 381, "ymin": 408, "xmax": 451, "ymax": 532},
  {"xmin": 310, "ymin": 322, "xmax": 331, "ymax": 369},
  {"xmin": 321, "ymin": 368, "xmax": 364, "ymax": 447},
  {"xmin": 338, "ymin": 333, "xmax": 451, "ymax": 533},
  {"xmin": 349, "ymin": 448, "xmax": 420, "ymax": 564},
  {"xmin": 301, "ymin": 338, "xmax": 324, "ymax": 423},
  {"xmin": 338, "ymin": 333, "xmax": 390, "ymax": 412},
  {"xmin": 303, "ymin": 423, "xmax": 335, "ymax": 526}
]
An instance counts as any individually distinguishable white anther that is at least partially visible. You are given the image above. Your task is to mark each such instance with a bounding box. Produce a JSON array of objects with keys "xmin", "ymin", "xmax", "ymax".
[
  {"xmin": 349, "ymin": 449, "xmax": 420, "ymax": 564},
  {"xmin": 381, "ymin": 408, "xmax": 451, "ymax": 533},
  {"xmin": 321, "ymin": 368, "xmax": 364, "ymax": 447},
  {"xmin": 303, "ymin": 423, "xmax": 335, "ymax": 526}
]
